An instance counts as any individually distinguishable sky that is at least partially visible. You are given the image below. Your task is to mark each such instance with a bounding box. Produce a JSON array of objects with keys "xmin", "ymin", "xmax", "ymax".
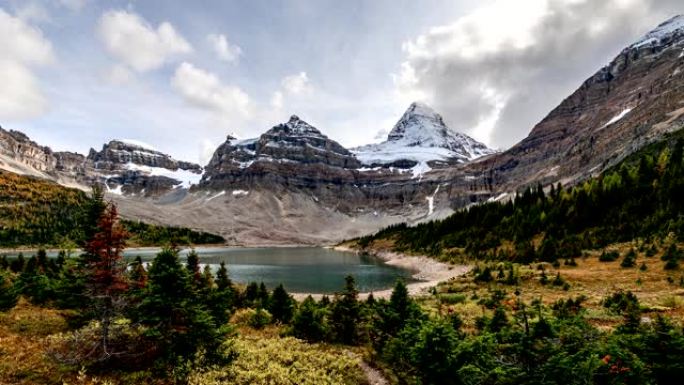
[{"xmin": 0, "ymin": 0, "xmax": 682, "ymax": 165}]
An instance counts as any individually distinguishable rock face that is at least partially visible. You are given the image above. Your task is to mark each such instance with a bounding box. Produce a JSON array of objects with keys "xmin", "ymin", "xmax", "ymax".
[
  {"xmin": 353, "ymin": 102, "xmax": 495, "ymax": 171},
  {"xmin": 466, "ymin": 14, "xmax": 684, "ymax": 195},
  {"xmin": 87, "ymin": 140, "xmax": 201, "ymax": 173},
  {"xmin": 0, "ymin": 129, "xmax": 202, "ymax": 197},
  {"xmin": 0, "ymin": 128, "xmax": 56, "ymax": 176}
]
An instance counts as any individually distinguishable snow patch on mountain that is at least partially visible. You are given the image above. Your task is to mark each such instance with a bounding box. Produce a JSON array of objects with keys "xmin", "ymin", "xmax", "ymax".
[
  {"xmin": 126, "ymin": 163, "xmax": 202, "ymax": 188},
  {"xmin": 118, "ymin": 139, "xmax": 156, "ymax": 151},
  {"xmin": 352, "ymin": 102, "xmax": 496, "ymax": 168},
  {"xmin": 632, "ymin": 15, "xmax": 684, "ymax": 48},
  {"xmin": 603, "ymin": 108, "xmax": 633, "ymax": 127}
]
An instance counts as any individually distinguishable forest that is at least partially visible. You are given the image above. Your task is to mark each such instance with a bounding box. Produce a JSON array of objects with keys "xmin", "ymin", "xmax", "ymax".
[
  {"xmin": 0, "ymin": 172, "xmax": 224, "ymax": 247},
  {"xmin": 358, "ymin": 131, "xmax": 684, "ymax": 264}
]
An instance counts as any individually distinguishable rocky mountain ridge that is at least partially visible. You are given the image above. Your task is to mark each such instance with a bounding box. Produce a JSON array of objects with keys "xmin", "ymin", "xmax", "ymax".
[
  {"xmin": 0, "ymin": 129, "xmax": 202, "ymax": 196},
  {"xmin": 1, "ymin": 16, "xmax": 683, "ymax": 245}
]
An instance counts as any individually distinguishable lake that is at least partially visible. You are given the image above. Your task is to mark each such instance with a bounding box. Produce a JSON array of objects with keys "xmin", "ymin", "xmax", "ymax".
[{"xmin": 3, "ymin": 247, "xmax": 414, "ymax": 294}]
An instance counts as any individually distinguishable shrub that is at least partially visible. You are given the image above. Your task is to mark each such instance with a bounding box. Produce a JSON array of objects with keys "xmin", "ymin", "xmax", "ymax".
[
  {"xmin": 248, "ymin": 308, "xmax": 272, "ymax": 329},
  {"xmin": 603, "ymin": 290, "xmax": 640, "ymax": 314},
  {"xmin": 599, "ymin": 250, "xmax": 620, "ymax": 262},
  {"xmin": 621, "ymin": 249, "xmax": 637, "ymax": 268}
]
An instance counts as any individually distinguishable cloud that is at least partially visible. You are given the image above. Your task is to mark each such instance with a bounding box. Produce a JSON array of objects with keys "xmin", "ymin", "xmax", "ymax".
[
  {"xmin": 15, "ymin": 2, "xmax": 52, "ymax": 24},
  {"xmin": 0, "ymin": 8, "xmax": 53, "ymax": 120},
  {"xmin": 207, "ymin": 33, "xmax": 242, "ymax": 63},
  {"xmin": 104, "ymin": 64, "xmax": 133, "ymax": 85},
  {"xmin": 394, "ymin": 0, "xmax": 682, "ymax": 148},
  {"xmin": 171, "ymin": 62, "xmax": 251, "ymax": 127},
  {"xmin": 281, "ymin": 71, "xmax": 312, "ymax": 95},
  {"xmin": 59, "ymin": 0, "xmax": 88, "ymax": 12},
  {"xmin": 271, "ymin": 91, "xmax": 284, "ymax": 109},
  {"xmin": 97, "ymin": 9, "xmax": 192, "ymax": 72}
]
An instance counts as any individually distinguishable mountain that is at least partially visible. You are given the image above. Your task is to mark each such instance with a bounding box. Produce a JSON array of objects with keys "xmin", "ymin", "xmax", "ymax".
[
  {"xmin": 353, "ymin": 102, "xmax": 496, "ymax": 175},
  {"xmin": 0, "ymin": 127, "xmax": 202, "ymax": 197},
  {"xmin": 463, "ymin": 14, "xmax": 684, "ymax": 196},
  {"xmin": 200, "ymin": 115, "xmax": 361, "ymax": 191},
  {"xmin": 1, "ymin": 16, "xmax": 683, "ymax": 245}
]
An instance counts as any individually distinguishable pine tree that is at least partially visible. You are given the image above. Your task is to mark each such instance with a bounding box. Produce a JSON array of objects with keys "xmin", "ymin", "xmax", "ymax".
[
  {"xmin": 83, "ymin": 184, "xmax": 107, "ymax": 248},
  {"xmin": 129, "ymin": 256, "xmax": 147, "ymax": 291},
  {"xmin": 269, "ymin": 284, "xmax": 294, "ymax": 324},
  {"xmin": 135, "ymin": 247, "xmax": 229, "ymax": 370},
  {"xmin": 83, "ymin": 203, "xmax": 130, "ymax": 361},
  {"xmin": 292, "ymin": 296, "xmax": 328, "ymax": 342},
  {"xmin": 330, "ymin": 275, "xmax": 361, "ymax": 344},
  {"xmin": 215, "ymin": 261, "xmax": 232, "ymax": 291},
  {"xmin": 0, "ymin": 271, "xmax": 17, "ymax": 311},
  {"xmin": 185, "ymin": 249, "xmax": 201, "ymax": 287},
  {"xmin": 208, "ymin": 262, "xmax": 235, "ymax": 325}
]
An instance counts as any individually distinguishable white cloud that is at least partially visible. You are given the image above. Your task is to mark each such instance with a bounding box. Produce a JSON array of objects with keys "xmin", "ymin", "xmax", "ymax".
[
  {"xmin": 207, "ymin": 33, "xmax": 242, "ymax": 63},
  {"xmin": 271, "ymin": 91, "xmax": 284, "ymax": 109},
  {"xmin": 104, "ymin": 64, "xmax": 133, "ymax": 85},
  {"xmin": 199, "ymin": 138, "xmax": 218, "ymax": 165},
  {"xmin": 393, "ymin": 0, "xmax": 679, "ymax": 147},
  {"xmin": 281, "ymin": 71, "xmax": 312, "ymax": 95},
  {"xmin": 171, "ymin": 62, "xmax": 251, "ymax": 127},
  {"xmin": 0, "ymin": 8, "xmax": 54, "ymax": 120},
  {"xmin": 15, "ymin": 2, "xmax": 52, "ymax": 24},
  {"xmin": 97, "ymin": 9, "xmax": 192, "ymax": 72}
]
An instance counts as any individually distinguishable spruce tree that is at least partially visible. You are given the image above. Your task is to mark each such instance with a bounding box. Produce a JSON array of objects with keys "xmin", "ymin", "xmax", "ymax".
[
  {"xmin": 292, "ymin": 296, "xmax": 328, "ymax": 342},
  {"xmin": 0, "ymin": 271, "xmax": 17, "ymax": 311},
  {"xmin": 83, "ymin": 203, "xmax": 130, "ymax": 361},
  {"xmin": 135, "ymin": 247, "xmax": 229, "ymax": 370},
  {"xmin": 330, "ymin": 275, "xmax": 361, "ymax": 344},
  {"xmin": 269, "ymin": 284, "xmax": 294, "ymax": 324},
  {"xmin": 185, "ymin": 249, "xmax": 201, "ymax": 287},
  {"xmin": 208, "ymin": 262, "xmax": 235, "ymax": 325}
]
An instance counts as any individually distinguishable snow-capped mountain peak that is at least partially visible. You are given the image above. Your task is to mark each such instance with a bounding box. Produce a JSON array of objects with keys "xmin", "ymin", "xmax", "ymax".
[
  {"xmin": 273, "ymin": 114, "xmax": 321, "ymax": 136},
  {"xmin": 387, "ymin": 102, "xmax": 451, "ymax": 144},
  {"xmin": 352, "ymin": 102, "xmax": 496, "ymax": 177},
  {"xmin": 632, "ymin": 15, "xmax": 684, "ymax": 48}
]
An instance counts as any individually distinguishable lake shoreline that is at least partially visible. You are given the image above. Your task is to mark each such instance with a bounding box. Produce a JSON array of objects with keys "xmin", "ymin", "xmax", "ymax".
[
  {"xmin": 292, "ymin": 246, "xmax": 471, "ymax": 300},
  {"xmin": 0, "ymin": 243, "xmax": 323, "ymax": 255}
]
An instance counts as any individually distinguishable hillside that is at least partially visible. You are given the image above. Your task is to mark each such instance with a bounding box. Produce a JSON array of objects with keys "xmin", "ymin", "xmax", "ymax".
[
  {"xmin": 0, "ymin": 171, "xmax": 223, "ymax": 248},
  {"xmin": 353, "ymin": 127, "xmax": 684, "ymax": 262}
]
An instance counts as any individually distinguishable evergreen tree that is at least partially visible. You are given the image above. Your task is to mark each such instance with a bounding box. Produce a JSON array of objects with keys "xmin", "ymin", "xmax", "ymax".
[
  {"xmin": 257, "ymin": 282, "xmax": 270, "ymax": 308},
  {"xmin": 292, "ymin": 296, "xmax": 328, "ymax": 342},
  {"xmin": 411, "ymin": 320, "xmax": 458, "ymax": 385},
  {"xmin": 83, "ymin": 203, "xmax": 130, "ymax": 361},
  {"xmin": 621, "ymin": 249, "xmax": 637, "ymax": 268},
  {"xmin": 129, "ymin": 256, "xmax": 147, "ymax": 291},
  {"xmin": 135, "ymin": 247, "xmax": 230, "ymax": 371},
  {"xmin": 330, "ymin": 275, "xmax": 361, "ymax": 344},
  {"xmin": 0, "ymin": 271, "xmax": 17, "ymax": 311},
  {"xmin": 269, "ymin": 284, "xmax": 294, "ymax": 324},
  {"xmin": 244, "ymin": 281, "xmax": 259, "ymax": 305},
  {"xmin": 215, "ymin": 261, "xmax": 232, "ymax": 291},
  {"xmin": 185, "ymin": 249, "xmax": 201, "ymax": 287},
  {"xmin": 83, "ymin": 184, "xmax": 107, "ymax": 248},
  {"xmin": 9, "ymin": 253, "xmax": 24, "ymax": 273}
]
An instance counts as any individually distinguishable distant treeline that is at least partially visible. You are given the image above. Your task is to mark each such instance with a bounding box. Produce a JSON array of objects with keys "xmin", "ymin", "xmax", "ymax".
[
  {"xmin": 358, "ymin": 128, "xmax": 684, "ymax": 262},
  {"xmin": 0, "ymin": 171, "xmax": 224, "ymax": 247}
]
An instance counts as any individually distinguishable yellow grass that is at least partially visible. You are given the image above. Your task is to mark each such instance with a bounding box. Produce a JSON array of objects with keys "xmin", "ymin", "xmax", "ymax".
[{"xmin": 419, "ymin": 242, "xmax": 684, "ymax": 329}]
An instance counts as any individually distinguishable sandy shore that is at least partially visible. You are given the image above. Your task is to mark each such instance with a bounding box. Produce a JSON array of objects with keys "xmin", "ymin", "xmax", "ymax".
[{"xmin": 293, "ymin": 246, "xmax": 471, "ymax": 300}]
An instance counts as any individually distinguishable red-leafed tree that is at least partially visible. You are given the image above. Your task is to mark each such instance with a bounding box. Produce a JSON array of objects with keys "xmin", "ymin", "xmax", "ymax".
[{"xmin": 84, "ymin": 203, "xmax": 130, "ymax": 361}]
